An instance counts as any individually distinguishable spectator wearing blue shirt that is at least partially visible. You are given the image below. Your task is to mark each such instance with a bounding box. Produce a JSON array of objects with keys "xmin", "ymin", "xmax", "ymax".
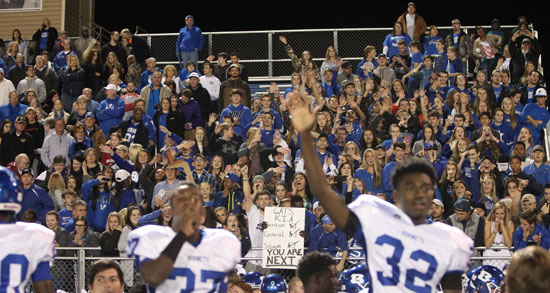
[
  {"xmin": 513, "ymin": 210, "xmax": 550, "ymax": 251},
  {"xmin": 308, "ymin": 215, "xmax": 348, "ymax": 272},
  {"xmin": 519, "ymin": 88, "xmax": 550, "ymax": 145},
  {"xmin": 176, "ymin": 15, "xmax": 204, "ymax": 67},
  {"xmin": 522, "ymin": 145, "xmax": 550, "ymax": 194},
  {"xmin": 17, "ymin": 168, "xmax": 55, "ymax": 225},
  {"xmin": 321, "ymin": 69, "xmax": 340, "ymax": 98},
  {"xmin": 382, "ymin": 141, "xmax": 406, "ymax": 200},
  {"xmin": 96, "ymin": 84, "xmax": 125, "ymax": 135},
  {"xmin": 52, "ymin": 40, "xmax": 77, "ymax": 73},
  {"xmin": 446, "ymin": 46, "xmax": 463, "ymax": 85},
  {"xmin": 138, "ymin": 58, "xmax": 162, "ymax": 91},
  {"xmin": 383, "ymin": 22, "xmax": 412, "ymax": 64},
  {"xmin": 0, "ymin": 90, "xmax": 28, "ymax": 122},
  {"xmin": 424, "ymin": 26, "xmax": 443, "ymax": 56},
  {"xmin": 253, "ymin": 94, "xmax": 283, "ymax": 131},
  {"xmin": 219, "ymin": 89, "xmax": 253, "ymax": 139},
  {"xmin": 213, "ymin": 173, "xmax": 244, "ymax": 215},
  {"xmin": 356, "ymin": 45, "xmax": 378, "ymax": 80}
]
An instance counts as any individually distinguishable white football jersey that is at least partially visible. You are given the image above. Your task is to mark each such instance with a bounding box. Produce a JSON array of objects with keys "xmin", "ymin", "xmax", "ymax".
[
  {"xmin": 127, "ymin": 226, "xmax": 241, "ymax": 293},
  {"xmin": 0, "ymin": 222, "xmax": 55, "ymax": 291},
  {"xmin": 349, "ymin": 195, "xmax": 473, "ymax": 293}
]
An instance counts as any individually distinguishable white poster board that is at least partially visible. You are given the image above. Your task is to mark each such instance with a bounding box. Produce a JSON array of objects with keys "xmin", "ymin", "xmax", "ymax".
[{"xmin": 262, "ymin": 207, "xmax": 305, "ymax": 269}]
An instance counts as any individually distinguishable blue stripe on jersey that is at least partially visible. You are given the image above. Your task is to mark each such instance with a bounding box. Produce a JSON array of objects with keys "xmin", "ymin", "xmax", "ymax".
[{"xmin": 31, "ymin": 261, "xmax": 51, "ymax": 282}]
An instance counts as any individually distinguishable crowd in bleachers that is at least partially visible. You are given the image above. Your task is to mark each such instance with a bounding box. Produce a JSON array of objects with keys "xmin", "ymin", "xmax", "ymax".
[{"xmin": 0, "ymin": 4, "xmax": 548, "ymax": 291}]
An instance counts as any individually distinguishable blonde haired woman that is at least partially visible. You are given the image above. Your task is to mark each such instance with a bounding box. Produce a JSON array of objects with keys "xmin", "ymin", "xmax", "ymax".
[
  {"xmin": 162, "ymin": 64, "xmax": 184, "ymax": 94},
  {"xmin": 47, "ymin": 172, "xmax": 66, "ymax": 210},
  {"xmin": 483, "ymin": 202, "xmax": 514, "ymax": 270},
  {"xmin": 99, "ymin": 212, "xmax": 123, "ymax": 257},
  {"xmin": 354, "ymin": 148, "xmax": 383, "ymax": 194}
]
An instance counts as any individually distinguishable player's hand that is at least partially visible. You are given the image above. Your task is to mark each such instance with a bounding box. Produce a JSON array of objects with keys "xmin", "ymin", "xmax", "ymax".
[{"xmin": 285, "ymin": 92, "xmax": 320, "ymax": 132}]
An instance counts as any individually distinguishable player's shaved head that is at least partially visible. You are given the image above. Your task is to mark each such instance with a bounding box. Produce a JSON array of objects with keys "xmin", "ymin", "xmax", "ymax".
[{"xmin": 170, "ymin": 183, "xmax": 205, "ymax": 237}]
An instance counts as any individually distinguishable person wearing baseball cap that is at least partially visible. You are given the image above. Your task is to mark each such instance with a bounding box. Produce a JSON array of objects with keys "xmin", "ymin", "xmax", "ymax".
[
  {"xmin": 96, "ymin": 83, "xmax": 125, "ymax": 135},
  {"xmin": 0, "ymin": 114, "xmax": 35, "ymax": 166},
  {"xmin": 308, "ymin": 213, "xmax": 349, "ymax": 271},
  {"xmin": 395, "ymin": 2, "xmax": 427, "ymax": 41},
  {"xmin": 519, "ymin": 87, "xmax": 548, "ymax": 145},
  {"xmin": 523, "ymin": 143, "xmax": 550, "ymax": 194},
  {"xmin": 213, "ymin": 172, "xmax": 244, "ymax": 214},
  {"xmin": 187, "ymin": 70, "xmax": 214, "ymax": 124},
  {"xmin": 18, "ymin": 167, "xmax": 54, "ymax": 225},
  {"xmin": 176, "ymin": 14, "xmax": 204, "ymax": 69},
  {"xmin": 431, "ymin": 199, "xmax": 445, "ymax": 222},
  {"xmin": 444, "ymin": 199, "xmax": 485, "ymax": 247}
]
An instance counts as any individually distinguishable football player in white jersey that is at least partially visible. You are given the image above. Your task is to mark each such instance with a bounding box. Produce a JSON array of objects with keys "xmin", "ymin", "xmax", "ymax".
[
  {"xmin": 0, "ymin": 166, "xmax": 55, "ymax": 293},
  {"xmin": 127, "ymin": 182, "xmax": 241, "ymax": 292},
  {"xmin": 285, "ymin": 93, "xmax": 473, "ymax": 293}
]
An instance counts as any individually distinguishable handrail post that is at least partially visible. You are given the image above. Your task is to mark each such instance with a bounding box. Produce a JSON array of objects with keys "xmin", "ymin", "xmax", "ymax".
[
  {"xmin": 268, "ymin": 32, "xmax": 273, "ymax": 78},
  {"xmin": 77, "ymin": 249, "xmax": 86, "ymax": 293}
]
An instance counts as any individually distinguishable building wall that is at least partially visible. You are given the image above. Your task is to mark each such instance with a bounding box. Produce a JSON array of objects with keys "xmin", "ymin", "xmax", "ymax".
[{"xmin": 0, "ymin": 0, "xmax": 63, "ymax": 40}]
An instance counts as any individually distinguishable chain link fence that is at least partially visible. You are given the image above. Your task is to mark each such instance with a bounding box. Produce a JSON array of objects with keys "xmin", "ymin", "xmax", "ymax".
[
  {"xmin": 50, "ymin": 246, "xmax": 511, "ymax": 292},
  {"xmin": 136, "ymin": 25, "xmax": 530, "ymax": 80}
]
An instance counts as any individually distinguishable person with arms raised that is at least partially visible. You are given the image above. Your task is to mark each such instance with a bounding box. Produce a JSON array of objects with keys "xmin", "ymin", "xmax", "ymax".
[{"xmin": 285, "ymin": 91, "xmax": 472, "ymax": 292}]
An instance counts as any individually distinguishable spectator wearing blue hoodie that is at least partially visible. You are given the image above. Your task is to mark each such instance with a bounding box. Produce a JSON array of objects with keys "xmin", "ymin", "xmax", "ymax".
[
  {"xmin": 17, "ymin": 168, "xmax": 54, "ymax": 225},
  {"xmin": 82, "ymin": 173, "xmax": 115, "ymax": 232},
  {"xmin": 52, "ymin": 40, "xmax": 77, "ymax": 72},
  {"xmin": 96, "ymin": 84, "xmax": 125, "ymax": 135},
  {"xmin": 176, "ymin": 15, "xmax": 204, "ymax": 67},
  {"xmin": 219, "ymin": 89, "xmax": 252, "ymax": 139},
  {"xmin": 138, "ymin": 58, "xmax": 162, "ymax": 91}
]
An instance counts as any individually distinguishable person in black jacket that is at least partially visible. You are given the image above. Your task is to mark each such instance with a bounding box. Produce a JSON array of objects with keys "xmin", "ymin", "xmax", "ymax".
[
  {"xmin": 0, "ymin": 115, "xmax": 34, "ymax": 165},
  {"xmin": 120, "ymin": 107, "xmax": 150, "ymax": 147},
  {"xmin": 508, "ymin": 28, "xmax": 541, "ymax": 85},
  {"xmin": 152, "ymin": 97, "xmax": 185, "ymax": 146},
  {"xmin": 260, "ymin": 145, "xmax": 295, "ymax": 187},
  {"xmin": 31, "ymin": 18, "xmax": 58, "ymax": 60},
  {"xmin": 188, "ymin": 73, "xmax": 214, "ymax": 124},
  {"xmin": 121, "ymin": 29, "xmax": 151, "ymax": 67},
  {"xmin": 100, "ymin": 212, "xmax": 123, "ymax": 257}
]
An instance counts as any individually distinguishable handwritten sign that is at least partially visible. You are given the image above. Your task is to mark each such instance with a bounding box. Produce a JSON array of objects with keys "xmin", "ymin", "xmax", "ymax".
[{"xmin": 262, "ymin": 207, "xmax": 305, "ymax": 269}]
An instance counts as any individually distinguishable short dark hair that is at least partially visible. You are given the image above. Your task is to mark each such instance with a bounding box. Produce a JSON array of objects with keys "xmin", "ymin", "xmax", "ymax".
[
  {"xmin": 391, "ymin": 158, "xmax": 438, "ymax": 188},
  {"xmin": 53, "ymin": 155, "xmax": 66, "ymax": 165},
  {"xmin": 521, "ymin": 210, "xmax": 537, "ymax": 224},
  {"xmin": 88, "ymin": 259, "xmax": 124, "ymax": 288},
  {"xmin": 46, "ymin": 210, "xmax": 59, "ymax": 221},
  {"xmin": 181, "ymin": 88, "xmax": 192, "ymax": 98},
  {"xmin": 297, "ymin": 251, "xmax": 336, "ymax": 286},
  {"xmin": 393, "ymin": 141, "xmax": 406, "ymax": 150}
]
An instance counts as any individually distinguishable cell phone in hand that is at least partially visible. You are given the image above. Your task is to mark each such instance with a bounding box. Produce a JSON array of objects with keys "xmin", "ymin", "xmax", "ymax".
[{"xmin": 333, "ymin": 175, "xmax": 347, "ymax": 183}]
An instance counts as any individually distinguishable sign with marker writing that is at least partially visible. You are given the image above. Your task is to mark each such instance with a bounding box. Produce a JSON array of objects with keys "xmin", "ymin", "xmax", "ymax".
[{"xmin": 262, "ymin": 207, "xmax": 305, "ymax": 269}]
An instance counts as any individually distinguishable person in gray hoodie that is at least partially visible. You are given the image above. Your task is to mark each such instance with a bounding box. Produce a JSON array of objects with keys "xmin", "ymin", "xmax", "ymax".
[{"xmin": 40, "ymin": 117, "xmax": 74, "ymax": 168}]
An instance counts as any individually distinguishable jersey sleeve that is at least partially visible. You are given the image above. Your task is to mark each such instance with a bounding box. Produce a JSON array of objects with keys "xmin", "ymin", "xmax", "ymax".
[
  {"xmin": 446, "ymin": 226, "xmax": 474, "ymax": 273},
  {"xmin": 127, "ymin": 227, "xmax": 165, "ymax": 266}
]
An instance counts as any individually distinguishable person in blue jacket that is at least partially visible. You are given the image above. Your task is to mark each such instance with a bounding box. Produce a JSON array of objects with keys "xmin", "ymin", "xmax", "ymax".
[
  {"xmin": 519, "ymin": 88, "xmax": 549, "ymax": 145},
  {"xmin": 176, "ymin": 15, "xmax": 204, "ymax": 68},
  {"xmin": 0, "ymin": 90, "xmax": 28, "ymax": 122},
  {"xmin": 382, "ymin": 141, "xmax": 406, "ymax": 200},
  {"xmin": 513, "ymin": 210, "xmax": 550, "ymax": 251},
  {"xmin": 17, "ymin": 168, "xmax": 54, "ymax": 225},
  {"xmin": 308, "ymin": 215, "xmax": 348, "ymax": 272},
  {"xmin": 82, "ymin": 173, "xmax": 115, "ymax": 232},
  {"xmin": 96, "ymin": 84, "xmax": 125, "ymax": 135},
  {"xmin": 219, "ymin": 89, "xmax": 252, "ymax": 139}
]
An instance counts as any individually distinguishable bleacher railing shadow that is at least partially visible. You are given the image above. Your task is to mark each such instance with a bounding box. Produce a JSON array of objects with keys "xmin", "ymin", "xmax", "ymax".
[
  {"xmin": 53, "ymin": 246, "xmax": 512, "ymax": 292},
  {"xmin": 135, "ymin": 25, "xmax": 534, "ymax": 82}
]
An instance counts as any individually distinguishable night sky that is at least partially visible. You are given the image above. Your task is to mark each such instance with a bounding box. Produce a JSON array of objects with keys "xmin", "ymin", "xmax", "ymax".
[{"xmin": 95, "ymin": 1, "xmax": 547, "ymax": 70}]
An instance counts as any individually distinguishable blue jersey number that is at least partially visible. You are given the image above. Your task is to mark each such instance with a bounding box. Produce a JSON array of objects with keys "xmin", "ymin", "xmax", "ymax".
[
  {"xmin": 1, "ymin": 254, "xmax": 30, "ymax": 292},
  {"xmin": 168, "ymin": 268, "xmax": 227, "ymax": 292},
  {"xmin": 375, "ymin": 235, "xmax": 438, "ymax": 293}
]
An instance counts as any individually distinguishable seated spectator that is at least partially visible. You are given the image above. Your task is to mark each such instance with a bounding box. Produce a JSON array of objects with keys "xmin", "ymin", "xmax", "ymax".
[
  {"xmin": 513, "ymin": 210, "xmax": 550, "ymax": 251},
  {"xmin": 100, "ymin": 211, "xmax": 123, "ymax": 257},
  {"xmin": 68, "ymin": 215, "xmax": 100, "ymax": 256},
  {"xmin": 308, "ymin": 215, "xmax": 348, "ymax": 272}
]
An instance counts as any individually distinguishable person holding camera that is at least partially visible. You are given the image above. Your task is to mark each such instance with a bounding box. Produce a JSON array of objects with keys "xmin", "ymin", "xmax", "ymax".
[{"xmin": 32, "ymin": 18, "xmax": 58, "ymax": 61}]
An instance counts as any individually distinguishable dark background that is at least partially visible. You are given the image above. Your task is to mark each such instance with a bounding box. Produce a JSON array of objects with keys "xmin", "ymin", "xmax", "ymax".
[{"xmin": 95, "ymin": 1, "xmax": 547, "ymax": 72}]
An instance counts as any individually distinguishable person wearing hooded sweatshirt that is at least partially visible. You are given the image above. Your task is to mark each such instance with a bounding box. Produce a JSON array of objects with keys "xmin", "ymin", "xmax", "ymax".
[
  {"xmin": 82, "ymin": 173, "xmax": 114, "ymax": 232},
  {"xmin": 96, "ymin": 84, "xmax": 125, "ymax": 135},
  {"xmin": 17, "ymin": 167, "xmax": 55, "ymax": 225},
  {"xmin": 219, "ymin": 89, "xmax": 252, "ymax": 139}
]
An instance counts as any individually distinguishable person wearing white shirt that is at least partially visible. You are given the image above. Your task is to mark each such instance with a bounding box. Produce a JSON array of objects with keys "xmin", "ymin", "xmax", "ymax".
[
  {"xmin": 199, "ymin": 61, "xmax": 221, "ymax": 102},
  {"xmin": 0, "ymin": 68, "xmax": 15, "ymax": 106}
]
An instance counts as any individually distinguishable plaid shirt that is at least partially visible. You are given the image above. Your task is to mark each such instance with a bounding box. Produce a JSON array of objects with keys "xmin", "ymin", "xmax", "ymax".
[{"xmin": 192, "ymin": 170, "xmax": 217, "ymax": 192}]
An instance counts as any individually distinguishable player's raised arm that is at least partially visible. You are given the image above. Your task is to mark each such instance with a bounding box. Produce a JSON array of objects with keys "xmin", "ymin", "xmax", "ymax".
[{"xmin": 286, "ymin": 92, "xmax": 350, "ymax": 229}]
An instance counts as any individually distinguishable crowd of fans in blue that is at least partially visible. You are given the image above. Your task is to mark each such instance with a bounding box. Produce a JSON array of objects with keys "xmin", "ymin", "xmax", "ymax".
[{"xmin": 0, "ymin": 4, "xmax": 547, "ymax": 292}]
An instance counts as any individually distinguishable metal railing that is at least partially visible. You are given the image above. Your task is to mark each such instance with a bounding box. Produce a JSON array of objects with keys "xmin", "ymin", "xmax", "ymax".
[
  {"xmin": 51, "ymin": 245, "xmax": 512, "ymax": 292},
  {"xmin": 136, "ymin": 24, "xmax": 535, "ymax": 81}
]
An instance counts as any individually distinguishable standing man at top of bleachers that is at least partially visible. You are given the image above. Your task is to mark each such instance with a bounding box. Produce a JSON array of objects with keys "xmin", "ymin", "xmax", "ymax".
[{"xmin": 176, "ymin": 15, "xmax": 204, "ymax": 69}]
